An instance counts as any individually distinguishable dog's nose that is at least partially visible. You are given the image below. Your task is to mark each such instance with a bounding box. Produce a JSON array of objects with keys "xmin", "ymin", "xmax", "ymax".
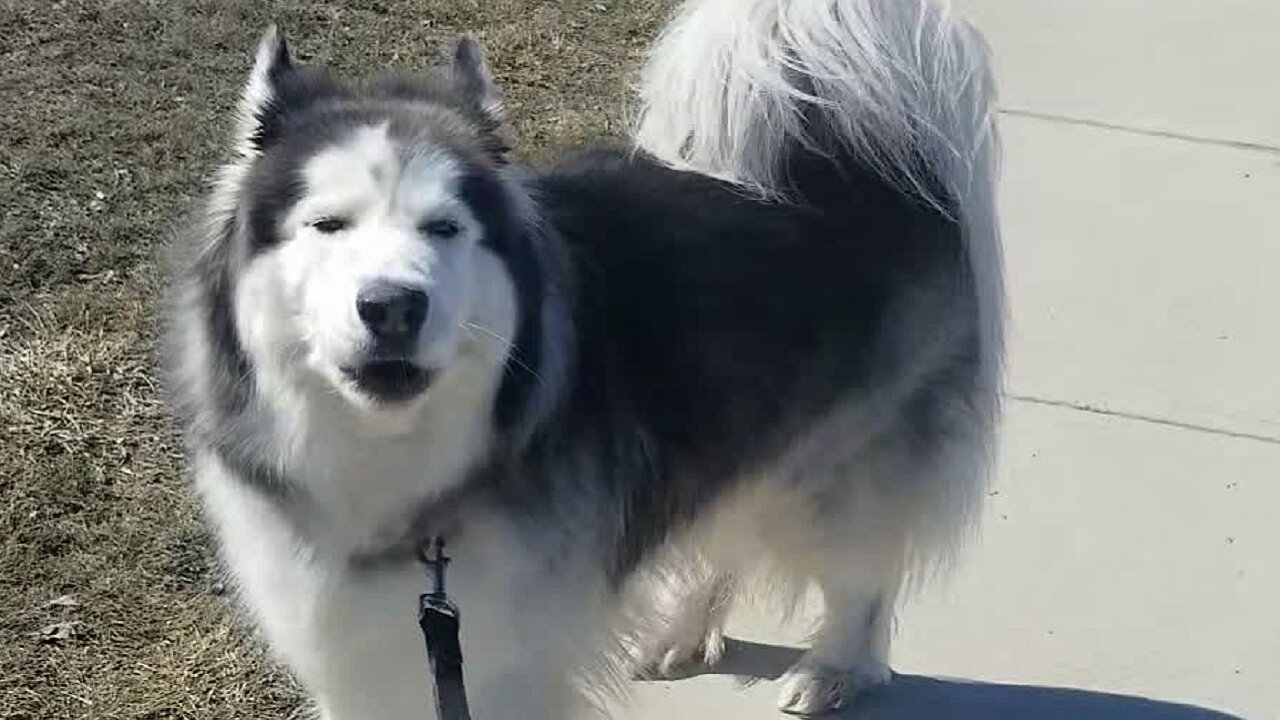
[{"xmin": 356, "ymin": 283, "xmax": 429, "ymax": 343}]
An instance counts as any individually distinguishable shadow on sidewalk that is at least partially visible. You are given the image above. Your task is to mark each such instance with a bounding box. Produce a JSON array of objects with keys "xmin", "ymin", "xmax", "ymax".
[{"xmin": 654, "ymin": 638, "xmax": 1248, "ymax": 719}]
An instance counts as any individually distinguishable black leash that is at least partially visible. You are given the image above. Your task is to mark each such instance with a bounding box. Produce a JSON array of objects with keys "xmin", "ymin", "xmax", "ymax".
[{"xmin": 418, "ymin": 537, "xmax": 473, "ymax": 720}]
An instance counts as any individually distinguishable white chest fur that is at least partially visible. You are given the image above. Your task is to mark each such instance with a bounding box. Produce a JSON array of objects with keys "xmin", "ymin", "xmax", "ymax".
[{"xmin": 196, "ymin": 452, "xmax": 601, "ymax": 720}]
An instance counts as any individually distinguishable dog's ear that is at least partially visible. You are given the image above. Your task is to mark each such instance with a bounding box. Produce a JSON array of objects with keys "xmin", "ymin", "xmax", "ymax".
[
  {"xmin": 451, "ymin": 36, "xmax": 504, "ymax": 126},
  {"xmin": 236, "ymin": 25, "xmax": 294, "ymax": 156}
]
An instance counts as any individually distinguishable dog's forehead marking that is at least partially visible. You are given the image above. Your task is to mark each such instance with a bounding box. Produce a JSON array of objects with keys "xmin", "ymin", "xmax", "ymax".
[
  {"xmin": 397, "ymin": 147, "xmax": 461, "ymax": 218},
  {"xmin": 305, "ymin": 123, "xmax": 399, "ymax": 193},
  {"xmin": 299, "ymin": 123, "xmax": 461, "ymax": 221}
]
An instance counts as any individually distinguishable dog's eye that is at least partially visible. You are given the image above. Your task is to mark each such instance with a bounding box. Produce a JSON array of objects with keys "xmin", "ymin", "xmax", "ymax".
[
  {"xmin": 421, "ymin": 218, "xmax": 460, "ymax": 240},
  {"xmin": 311, "ymin": 217, "xmax": 350, "ymax": 234}
]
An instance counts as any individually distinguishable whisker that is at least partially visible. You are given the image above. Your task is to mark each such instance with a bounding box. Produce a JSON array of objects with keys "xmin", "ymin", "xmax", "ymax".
[
  {"xmin": 464, "ymin": 321, "xmax": 546, "ymax": 387},
  {"xmin": 463, "ymin": 321, "xmax": 511, "ymax": 345}
]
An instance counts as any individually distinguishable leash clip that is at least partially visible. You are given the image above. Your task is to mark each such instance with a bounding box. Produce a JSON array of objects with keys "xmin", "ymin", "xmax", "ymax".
[
  {"xmin": 419, "ymin": 536, "xmax": 452, "ymax": 599},
  {"xmin": 417, "ymin": 536, "xmax": 472, "ymax": 720}
]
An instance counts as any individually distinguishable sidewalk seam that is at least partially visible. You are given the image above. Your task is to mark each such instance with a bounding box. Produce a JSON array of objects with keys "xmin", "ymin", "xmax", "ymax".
[
  {"xmin": 1000, "ymin": 108, "xmax": 1280, "ymax": 155},
  {"xmin": 1008, "ymin": 394, "xmax": 1280, "ymax": 446}
]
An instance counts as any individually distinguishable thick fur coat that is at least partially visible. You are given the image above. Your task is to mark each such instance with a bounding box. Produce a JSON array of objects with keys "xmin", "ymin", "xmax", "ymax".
[{"xmin": 165, "ymin": 0, "xmax": 1002, "ymax": 717}]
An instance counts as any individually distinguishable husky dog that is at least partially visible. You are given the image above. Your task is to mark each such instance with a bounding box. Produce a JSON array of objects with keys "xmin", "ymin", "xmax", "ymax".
[{"xmin": 165, "ymin": 0, "xmax": 1001, "ymax": 717}]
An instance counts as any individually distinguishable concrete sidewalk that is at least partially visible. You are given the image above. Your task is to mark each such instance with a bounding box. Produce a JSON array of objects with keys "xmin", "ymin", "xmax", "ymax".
[{"xmin": 625, "ymin": 3, "xmax": 1280, "ymax": 719}]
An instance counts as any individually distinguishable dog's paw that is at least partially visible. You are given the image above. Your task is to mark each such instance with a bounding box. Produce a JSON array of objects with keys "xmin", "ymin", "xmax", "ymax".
[
  {"xmin": 634, "ymin": 626, "xmax": 726, "ymax": 679},
  {"xmin": 776, "ymin": 659, "xmax": 890, "ymax": 715}
]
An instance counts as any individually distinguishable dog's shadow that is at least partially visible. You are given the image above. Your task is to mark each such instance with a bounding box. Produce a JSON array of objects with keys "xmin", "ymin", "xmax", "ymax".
[{"xmin": 649, "ymin": 638, "xmax": 1247, "ymax": 719}]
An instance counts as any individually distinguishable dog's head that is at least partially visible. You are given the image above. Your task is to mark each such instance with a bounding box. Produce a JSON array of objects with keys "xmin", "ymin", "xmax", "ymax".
[{"xmin": 220, "ymin": 29, "xmax": 529, "ymax": 426}]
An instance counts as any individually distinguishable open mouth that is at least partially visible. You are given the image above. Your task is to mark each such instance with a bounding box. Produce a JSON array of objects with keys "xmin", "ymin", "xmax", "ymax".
[{"xmin": 342, "ymin": 360, "xmax": 433, "ymax": 403}]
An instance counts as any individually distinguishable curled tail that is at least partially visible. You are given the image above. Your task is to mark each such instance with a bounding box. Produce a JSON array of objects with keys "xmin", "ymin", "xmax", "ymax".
[
  {"xmin": 634, "ymin": 0, "xmax": 1004, "ymax": 418},
  {"xmin": 634, "ymin": 0, "xmax": 1005, "ymax": 576}
]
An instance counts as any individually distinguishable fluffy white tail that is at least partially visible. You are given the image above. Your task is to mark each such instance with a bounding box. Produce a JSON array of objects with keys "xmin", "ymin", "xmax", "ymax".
[{"xmin": 634, "ymin": 0, "xmax": 1004, "ymax": 416}]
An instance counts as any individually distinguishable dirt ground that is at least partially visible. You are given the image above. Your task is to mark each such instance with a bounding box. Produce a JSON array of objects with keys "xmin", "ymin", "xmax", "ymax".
[{"xmin": 0, "ymin": 2, "xmax": 671, "ymax": 717}]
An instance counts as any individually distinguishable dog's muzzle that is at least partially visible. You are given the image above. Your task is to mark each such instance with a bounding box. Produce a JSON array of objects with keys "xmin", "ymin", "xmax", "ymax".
[{"xmin": 344, "ymin": 281, "xmax": 434, "ymax": 402}]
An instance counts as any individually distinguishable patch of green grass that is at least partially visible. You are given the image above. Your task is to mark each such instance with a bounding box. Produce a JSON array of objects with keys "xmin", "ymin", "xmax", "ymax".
[{"xmin": 0, "ymin": 1, "xmax": 672, "ymax": 716}]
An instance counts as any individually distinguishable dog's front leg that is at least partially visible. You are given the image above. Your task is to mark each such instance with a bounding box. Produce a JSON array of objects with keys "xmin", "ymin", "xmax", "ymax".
[
  {"xmin": 453, "ymin": 530, "xmax": 608, "ymax": 720},
  {"xmin": 297, "ymin": 564, "xmax": 439, "ymax": 720},
  {"xmin": 303, "ymin": 559, "xmax": 589, "ymax": 720}
]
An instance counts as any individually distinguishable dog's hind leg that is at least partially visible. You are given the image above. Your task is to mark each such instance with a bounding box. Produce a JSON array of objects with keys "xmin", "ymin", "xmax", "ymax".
[
  {"xmin": 776, "ymin": 546, "xmax": 901, "ymax": 715},
  {"xmin": 775, "ymin": 404, "xmax": 988, "ymax": 715},
  {"xmin": 634, "ymin": 571, "xmax": 736, "ymax": 678}
]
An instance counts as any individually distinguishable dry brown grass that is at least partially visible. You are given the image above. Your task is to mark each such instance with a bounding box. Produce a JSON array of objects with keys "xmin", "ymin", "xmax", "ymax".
[{"xmin": 0, "ymin": 1, "xmax": 672, "ymax": 716}]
